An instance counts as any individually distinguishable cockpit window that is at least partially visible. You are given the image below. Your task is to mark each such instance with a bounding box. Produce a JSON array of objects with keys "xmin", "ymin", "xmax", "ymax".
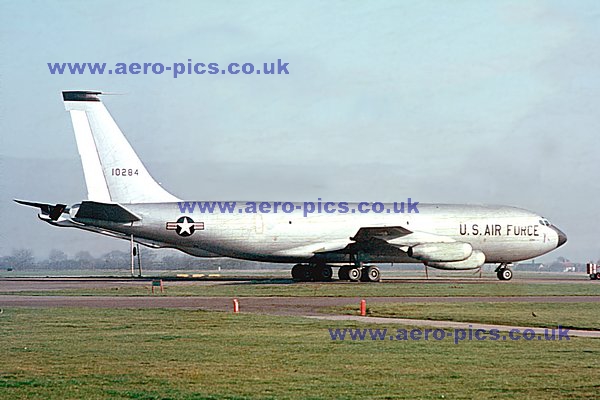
[{"xmin": 539, "ymin": 218, "xmax": 551, "ymax": 226}]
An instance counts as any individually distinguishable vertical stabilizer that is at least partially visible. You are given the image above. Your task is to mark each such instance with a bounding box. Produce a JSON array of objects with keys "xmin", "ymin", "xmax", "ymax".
[{"xmin": 63, "ymin": 91, "xmax": 180, "ymax": 203}]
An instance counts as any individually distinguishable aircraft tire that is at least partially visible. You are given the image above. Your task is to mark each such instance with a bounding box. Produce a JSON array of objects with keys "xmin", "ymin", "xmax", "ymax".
[
  {"xmin": 291, "ymin": 264, "xmax": 305, "ymax": 281},
  {"xmin": 348, "ymin": 267, "xmax": 362, "ymax": 282},
  {"xmin": 338, "ymin": 267, "xmax": 350, "ymax": 280},
  {"xmin": 302, "ymin": 266, "xmax": 314, "ymax": 281},
  {"xmin": 360, "ymin": 266, "xmax": 370, "ymax": 282},
  {"xmin": 366, "ymin": 266, "xmax": 381, "ymax": 282},
  {"xmin": 497, "ymin": 268, "xmax": 513, "ymax": 281},
  {"xmin": 315, "ymin": 265, "xmax": 333, "ymax": 281}
]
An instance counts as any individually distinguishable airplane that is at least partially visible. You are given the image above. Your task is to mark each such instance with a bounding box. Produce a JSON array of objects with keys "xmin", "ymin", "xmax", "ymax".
[{"xmin": 16, "ymin": 90, "xmax": 567, "ymax": 282}]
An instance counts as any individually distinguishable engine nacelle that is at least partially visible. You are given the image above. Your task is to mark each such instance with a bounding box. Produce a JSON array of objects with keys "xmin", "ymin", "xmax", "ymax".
[
  {"xmin": 408, "ymin": 242, "xmax": 472, "ymax": 262},
  {"xmin": 426, "ymin": 250, "xmax": 486, "ymax": 270}
]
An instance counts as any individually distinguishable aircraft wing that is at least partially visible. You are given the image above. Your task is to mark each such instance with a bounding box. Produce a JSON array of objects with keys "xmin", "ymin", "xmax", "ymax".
[
  {"xmin": 306, "ymin": 226, "xmax": 413, "ymax": 257},
  {"xmin": 310, "ymin": 225, "xmax": 483, "ymax": 270},
  {"xmin": 350, "ymin": 226, "xmax": 412, "ymax": 242},
  {"xmin": 313, "ymin": 225, "xmax": 460, "ymax": 256}
]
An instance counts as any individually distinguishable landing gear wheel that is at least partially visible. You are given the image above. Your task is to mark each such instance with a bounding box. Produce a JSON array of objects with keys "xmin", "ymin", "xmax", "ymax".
[
  {"xmin": 301, "ymin": 266, "xmax": 313, "ymax": 282},
  {"xmin": 315, "ymin": 265, "xmax": 333, "ymax": 281},
  {"xmin": 291, "ymin": 264, "xmax": 312, "ymax": 282},
  {"xmin": 291, "ymin": 264, "xmax": 304, "ymax": 281},
  {"xmin": 338, "ymin": 266, "xmax": 350, "ymax": 281},
  {"xmin": 596, "ymin": 272, "xmax": 600, "ymax": 280},
  {"xmin": 365, "ymin": 266, "xmax": 381, "ymax": 282},
  {"xmin": 497, "ymin": 268, "xmax": 513, "ymax": 281},
  {"xmin": 348, "ymin": 267, "xmax": 362, "ymax": 282},
  {"xmin": 360, "ymin": 266, "xmax": 370, "ymax": 282}
]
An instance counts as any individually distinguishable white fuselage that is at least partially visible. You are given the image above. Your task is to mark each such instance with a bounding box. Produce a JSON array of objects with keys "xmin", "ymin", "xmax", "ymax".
[{"xmin": 77, "ymin": 202, "xmax": 563, "ymax": 266}]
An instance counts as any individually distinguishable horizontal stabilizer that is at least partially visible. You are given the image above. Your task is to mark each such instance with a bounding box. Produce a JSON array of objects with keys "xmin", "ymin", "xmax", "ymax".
[
  {"xmin": 62, "ymin": 91, "xmax": 102, "ymax": 102},
  {"xmin": 74, "ymin": 201, "xmax": 140, "ymax": 223},
  {"xmin": 14, "ymin": 199, "xmax": 68, "ymax": 221}
]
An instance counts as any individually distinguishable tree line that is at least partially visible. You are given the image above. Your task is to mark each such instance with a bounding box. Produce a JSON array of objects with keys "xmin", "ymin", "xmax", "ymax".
[
  {"xmin": 0, "ymin": 248, "xmax": 275, "ymax": 271},
  {"xmin": 0, "ymin": 248, "xmax": 587, "ymax": 272}
]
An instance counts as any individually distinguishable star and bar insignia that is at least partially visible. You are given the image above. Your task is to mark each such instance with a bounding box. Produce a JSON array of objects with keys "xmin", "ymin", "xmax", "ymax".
[{"xmin": 166, "ymin": 216, "xmax": 204, "ymax": 237}]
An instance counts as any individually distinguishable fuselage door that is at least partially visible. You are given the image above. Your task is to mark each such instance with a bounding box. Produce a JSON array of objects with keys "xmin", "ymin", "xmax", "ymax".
[{"xmin": 255, "ymin": 214, "xmax": 264, "ymax": 234}]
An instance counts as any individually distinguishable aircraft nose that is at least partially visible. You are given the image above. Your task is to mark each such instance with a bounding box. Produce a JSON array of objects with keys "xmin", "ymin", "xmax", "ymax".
[{"xmin": 551, "ymin": 225, "xmax": 567, "ymax": 248}]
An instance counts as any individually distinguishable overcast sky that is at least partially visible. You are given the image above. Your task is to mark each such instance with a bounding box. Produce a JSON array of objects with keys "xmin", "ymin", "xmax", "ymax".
[{"xmin": 1, "ymin": 0, "xmax": 599, "ymax": 262}]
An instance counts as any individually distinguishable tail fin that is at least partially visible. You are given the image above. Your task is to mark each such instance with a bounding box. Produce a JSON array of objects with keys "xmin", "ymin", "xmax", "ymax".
[{"xmin": 63, "ymin": 91, "xmax": 180, "ymax": 203}]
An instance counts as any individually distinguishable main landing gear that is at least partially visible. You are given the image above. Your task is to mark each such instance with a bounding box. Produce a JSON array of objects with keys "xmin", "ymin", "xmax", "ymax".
[
  {"xmin": 495, "ymin": 263, "xmax": 513, "ymax": 281},
  {"xmin": 338, "ymin": 265, "xmax": 381, "ymax": 282},
  {"xmin": 291, "ymin": 264, "xmax": 381, "ymax": 282},
  {"xmin": 291, "ymin": 264, "xmax": 333, "ymax": 282}
]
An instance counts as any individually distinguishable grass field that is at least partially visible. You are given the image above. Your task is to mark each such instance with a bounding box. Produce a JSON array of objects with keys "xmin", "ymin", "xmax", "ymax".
[
  {"xmin": 2, "ymin": 281, "xmax": 599, "ymax": 298},
  {"xmin": 329, "ymin": 302, "xmax": 600, "ymax": 331},
  {"xmin": 1, "ymin": 307, "xmax": 599, "ymax": 399}
]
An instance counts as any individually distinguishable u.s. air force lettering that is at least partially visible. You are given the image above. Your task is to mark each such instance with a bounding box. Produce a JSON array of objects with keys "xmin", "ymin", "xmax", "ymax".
[
  {"xmin": 166, "ymin": 216, "xmax": 205, "ymax": 237},
  {"xmin": 459, "ymin": 223, "xmax": 539, "ymax": 237}
]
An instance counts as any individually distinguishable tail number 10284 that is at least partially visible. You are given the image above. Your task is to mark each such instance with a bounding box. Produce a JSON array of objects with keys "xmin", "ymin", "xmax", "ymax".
[{"xmin": 111, "ymin": 168, "xmax": 139, "ymax": 176}]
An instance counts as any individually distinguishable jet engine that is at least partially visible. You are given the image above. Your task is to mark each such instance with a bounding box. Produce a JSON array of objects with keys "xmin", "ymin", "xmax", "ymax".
[
  {"xmin": 426, "ymin": 250, "xmax": 486, "ymax": 270},
  {"xmin": 408, "ymin": 242, "xmax": 472, "ymax": 262}
]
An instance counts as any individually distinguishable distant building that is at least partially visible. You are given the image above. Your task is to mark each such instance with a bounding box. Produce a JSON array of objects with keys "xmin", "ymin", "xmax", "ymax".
[
  {"xmin": 515, "ymin": 260, "xmax": 545, "ymax": 271},
  {"xmin": 517, "ymin": 258, "xmax": 585, "ymax": 273}
]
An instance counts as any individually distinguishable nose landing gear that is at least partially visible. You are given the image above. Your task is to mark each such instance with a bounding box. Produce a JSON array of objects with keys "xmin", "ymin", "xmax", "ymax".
[{"xmin": 495, "ymin": 263, "xmax": 513, "ymax": 281}]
